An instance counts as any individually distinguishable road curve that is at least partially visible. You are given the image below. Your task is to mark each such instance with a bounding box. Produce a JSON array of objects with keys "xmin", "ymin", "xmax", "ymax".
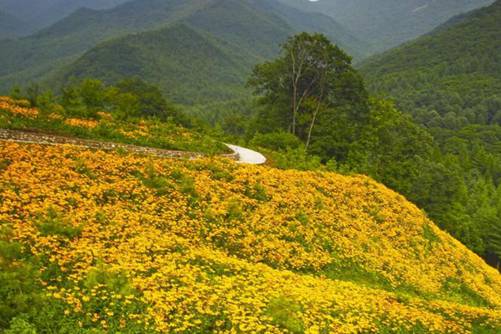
[
  {"xmin": 225, "ymin": 144, "xmax": 266, "ymax": 165},
  {"xmin": 0, "ymin": 129, "xmax": 267, "ymax": 164}
]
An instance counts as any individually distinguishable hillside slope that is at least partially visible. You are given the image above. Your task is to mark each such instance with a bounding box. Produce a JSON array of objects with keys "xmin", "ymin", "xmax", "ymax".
[
  {"xmin": 0, "ymin": 0, "xmax": 365, "ymax": 101},
  {"xmin": 0, "ymin": 141, "xmax": 500, "ymax": 332},
  {"xmin": 280, "ymin": 0, "xmax": 494, "ymax": 54},
  {"xmin": 360, "ymin": 0, "xmax": 501, "ymax": 127}
]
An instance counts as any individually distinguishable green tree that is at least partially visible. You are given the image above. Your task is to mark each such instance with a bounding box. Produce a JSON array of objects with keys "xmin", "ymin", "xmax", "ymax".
[
  {"xmin": 115, "ymin": 78, "xmax": 174, "ymax": 119},
  {"xmin": 248, "ymin": 32, "xmax": 367, "ymax": 151}
]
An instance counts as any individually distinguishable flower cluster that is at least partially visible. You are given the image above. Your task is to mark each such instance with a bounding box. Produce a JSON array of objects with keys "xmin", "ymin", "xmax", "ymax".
[
  {"xmin": 0, "ymin": 142, "xmax": 500, "ymax": 333},
  {"xmin": 0, "ymin": 96, "xmax": 38, "ymax": 118},
  {"xmin": 64, "ymin": 118, "xmax": 100, "ymax": 129}
]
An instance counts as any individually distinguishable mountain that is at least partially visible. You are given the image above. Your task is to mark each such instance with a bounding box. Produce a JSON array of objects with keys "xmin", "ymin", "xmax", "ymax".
[
  {"xmin": 0, "ymin": 0, "xmax": 129, "ymax": 33},
  {"xmin": 1, "ymin": 139, "xmax": 501, "ymax": 332},
  {"xmin": 0, "ymin": 10, "xmax": 30, "ymax": 39},
  {"xmin": 60, "ymin": 24, "xmax": 252, "ymax": 104},
  {"xmin": 0, "ymin": 0, "xmax": 366, "ymax": 103},
  {"xmin": 279, "ymin": 0, "xmax": 495, "ymax": 53},
  {"xmin": 360, "ymin": 0, "xmax": 501, "ymax": 128}
]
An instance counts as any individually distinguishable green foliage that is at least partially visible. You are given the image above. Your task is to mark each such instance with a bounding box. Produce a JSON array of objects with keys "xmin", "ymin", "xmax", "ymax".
[
  {"xmin": 36, "ymin": 208, "xmax": 83, "ymax": 239},
  {"xmin": 250, "ymin": 131, "xmax": 303, "ymax": 151},
  {"xmin": 443, "ymin": 278, "xmax": 491, "ymax": 307},
  {"xmin": 266, "ymin": 147, "xmax": 324, "ymax": 171},
  {"xmin": 170, "ymin": 169, "xmax": 199, "ymax": 203},
  {"xmin": 225, "ymin": 200, "xmax": 243, "ymax": 221},
  {"xmin": 244, "ymin": 182, "xmax": 270, "ymax": 202},
  {"xmin": 265, "ymin": 297, "xmax": 304, "ymax": 334},
  {"xmin": 61, "ymin": 78, "xmax": 179, "ymax": 120},
  {"xmin": 84, "ymin": 265, "xmax": 136, "ymax": 296},
  {"xmin": 249, "ymin": 32, "xmax": 368, "ymax": 153},
  {"xmin": 0, "ymin": 159, "xmax": 11, "ymax": 172},
  {"xmin": 321, "ymin": 261, "xmax": 394, "ymax": 292},
  {"xmin": 74, "ymin": 159, "xmax": 96, "ymax": 179},
  {"xmin": 138, "ymin": 163, "xmax": 174, "ymax": 196},
  {"xmin": 4, "ymin": 317, "xmax": 37, "ymax": 334}
]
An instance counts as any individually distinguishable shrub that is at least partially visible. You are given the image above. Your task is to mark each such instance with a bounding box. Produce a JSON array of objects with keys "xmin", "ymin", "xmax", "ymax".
[
  {"xmin": 250, "ymin": 131, "xmax": 303, "ymax": 151},
  {"xmin": 36, "ymin": 208, "xmax": 82, "ymax": 239}
]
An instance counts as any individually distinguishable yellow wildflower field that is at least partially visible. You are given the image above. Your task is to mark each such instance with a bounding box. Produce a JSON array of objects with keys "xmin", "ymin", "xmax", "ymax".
[
  {"xmin": 0, "ymin": 96, "xmax": 224, "ymax": 155},
  {"xmin": 0, "ymin": 142, "xmax": 500, "ymax": 333}
]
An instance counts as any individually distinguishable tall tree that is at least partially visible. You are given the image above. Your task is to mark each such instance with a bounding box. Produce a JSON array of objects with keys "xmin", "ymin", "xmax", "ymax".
[{"xmin": 249, "ymin": 33, "xmax": 366, "ymax": 151}]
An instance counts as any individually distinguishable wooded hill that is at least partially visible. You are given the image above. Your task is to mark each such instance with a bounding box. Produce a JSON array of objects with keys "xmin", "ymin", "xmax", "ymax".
[{"xmin": 360, "ymin": 0, "xmax": 501, "ymax": 128}]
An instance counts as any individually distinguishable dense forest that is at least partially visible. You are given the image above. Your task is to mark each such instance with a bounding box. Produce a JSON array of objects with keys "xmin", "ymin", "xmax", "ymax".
[{"xmin": 361, "ymin": 0, "xmax": 501, "ymax": 128}]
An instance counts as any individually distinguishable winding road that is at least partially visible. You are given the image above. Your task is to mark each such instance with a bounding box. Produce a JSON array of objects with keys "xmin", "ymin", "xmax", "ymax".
[{"xmin": 225, "ymin": 144, "xmax": 267, "ymax": 165}]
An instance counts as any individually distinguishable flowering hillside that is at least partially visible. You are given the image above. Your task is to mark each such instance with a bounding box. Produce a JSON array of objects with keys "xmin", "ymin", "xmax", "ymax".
[
  {"xmin": 0, "ymin": 96, "xmax": 225, "ymax": 155},
  {"xmin": 0, "ymin": 141, "xmax": 500, "ymax": 333}
]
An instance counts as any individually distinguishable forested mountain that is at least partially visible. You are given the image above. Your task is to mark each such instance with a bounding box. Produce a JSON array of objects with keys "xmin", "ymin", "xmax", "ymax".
[
  {"xmin": 0, "ymin": 0, "xmax": 129, "ymax": 33},
  {"xmin": 279, "ymin": 0, "xmax": 494, "ymax": 53},
  {"xmin": 0, "ymin": 0, "xmax": 365, "ymax": 103},
  {"xmin": 61, "ymin": 24, "xmax": 252, "ymax": 104},
  {"xmin": 360, "ymin": 0, "xmax": 501, "ymax": 128}
]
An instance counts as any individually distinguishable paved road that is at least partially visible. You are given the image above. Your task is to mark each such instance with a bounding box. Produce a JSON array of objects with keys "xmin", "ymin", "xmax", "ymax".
[{"xmin": 225, "ymin": 144, "xmax": 267, "ymax": 165}]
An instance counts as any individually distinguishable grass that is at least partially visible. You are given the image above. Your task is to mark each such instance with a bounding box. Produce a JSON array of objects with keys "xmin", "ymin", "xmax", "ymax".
[
  {"xmin": 36, "ymin": 208, "xmax": 83, "ymax": 240},
  {"xmin": 265, "ymin": 297, "xmax": 304, "ymax": 334}
]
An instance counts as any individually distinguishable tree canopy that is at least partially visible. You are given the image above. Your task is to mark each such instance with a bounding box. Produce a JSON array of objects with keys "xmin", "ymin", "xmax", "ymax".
[{"xmin": 249, "ymin": 33, "xmax": 368, "ymax": 153}]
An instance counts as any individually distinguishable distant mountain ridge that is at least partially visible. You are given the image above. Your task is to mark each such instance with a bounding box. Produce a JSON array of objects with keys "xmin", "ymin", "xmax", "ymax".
[
  {"xmin": 0, "ymin": 10, "xmax": 33, "ymax": 39},
  {"xmin": 0, "ymin": 0, "xmax": 129, "ymax": 33},
  {"xmin": 0, "ymin": 0, "xmax": 367, "ymax": 104},
  {"xmin": 360, "ymin": 0, "xmax": 501, "ymax": 127},
  {"xmin": 279, "ymin": 0, "xmax": 495, "ymax": 53}
]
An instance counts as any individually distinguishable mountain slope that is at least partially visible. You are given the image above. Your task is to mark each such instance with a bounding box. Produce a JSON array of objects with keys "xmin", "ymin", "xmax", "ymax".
[
  {"xmin": 0, "ymin": 140, "xmax": 500, "ymax": 332},
  {"xmin": 0, "ymin": 0, "xmax": 366, "ymax": 103},
  {"xmin": 59, "ymin": 24, "xmax": 252, "ymax": 104},
  {"xmin": 280, "ymin": 0, "xmax": 495, "ymax": 53},
  {"xmin": 360, "ymin": 0, "xmax": 501, "ymax": 127}
]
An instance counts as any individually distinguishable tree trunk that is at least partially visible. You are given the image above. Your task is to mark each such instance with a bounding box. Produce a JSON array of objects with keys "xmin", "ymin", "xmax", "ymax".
[{"xmin": 305, "ymin": 89, "xmax": 325, "ymax": 152}]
